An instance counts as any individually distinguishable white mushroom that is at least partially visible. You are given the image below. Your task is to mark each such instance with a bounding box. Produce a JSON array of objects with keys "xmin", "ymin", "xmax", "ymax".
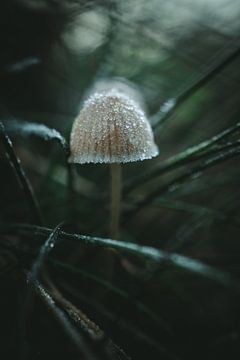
[{"xmin": 69, "ymin": 88, "xmax": 159, "ymax": 238}]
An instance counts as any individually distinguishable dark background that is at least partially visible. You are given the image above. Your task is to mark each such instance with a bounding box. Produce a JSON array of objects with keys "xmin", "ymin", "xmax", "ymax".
[{"xmin": 0, "ymin": 0, "xmax": 240, "ymax": 359}]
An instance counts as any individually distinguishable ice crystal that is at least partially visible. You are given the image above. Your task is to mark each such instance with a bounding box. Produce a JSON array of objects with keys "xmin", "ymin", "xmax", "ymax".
[{"xmin": 69, "ymin": 89, "xmax": 159, "ymax": 164}]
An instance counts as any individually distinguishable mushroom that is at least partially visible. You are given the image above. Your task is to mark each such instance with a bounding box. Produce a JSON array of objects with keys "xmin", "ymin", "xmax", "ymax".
[{"xmin": 69, "ymin": 88, "xmax": 159, "ymax": 239}]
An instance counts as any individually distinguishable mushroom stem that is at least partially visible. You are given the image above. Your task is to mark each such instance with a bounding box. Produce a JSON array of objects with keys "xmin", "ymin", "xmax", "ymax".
[{"xmin": 110, "ymin": 163, "xmax": 122, "ymax": 239}]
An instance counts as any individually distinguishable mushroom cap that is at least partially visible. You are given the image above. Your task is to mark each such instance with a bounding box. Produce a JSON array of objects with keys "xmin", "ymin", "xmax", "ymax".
[
  {"xmin": 69, "ymin": 89, "xmax": 159, "ymax": 164},
  {"xmin": 85, "ymin": 78, "xmax": 147, "ymax": 112}
]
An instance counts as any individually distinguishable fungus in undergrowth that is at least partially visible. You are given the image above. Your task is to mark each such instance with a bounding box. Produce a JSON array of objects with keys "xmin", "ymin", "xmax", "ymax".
[{"xmin": 69, "ymin": 87, "xmax": 159, "ymax": 239}]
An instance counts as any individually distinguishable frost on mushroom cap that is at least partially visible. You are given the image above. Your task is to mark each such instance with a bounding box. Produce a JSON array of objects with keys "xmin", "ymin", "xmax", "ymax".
[{"xmin": 69, "ymin": 89, "xmax": 159, "ymax": 164}]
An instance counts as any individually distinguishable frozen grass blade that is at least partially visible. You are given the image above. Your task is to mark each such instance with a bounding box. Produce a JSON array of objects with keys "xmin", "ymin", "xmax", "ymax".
[
  {"xmin": 30, "ymin": 223, "xmax": 63, "ymax": 279},
  {"xmin": 5, "ymin": 119, "xmax": 74, "ymax": 193},
  {"xmin": 124, "ymin": 122, "xmax": 240, "ymax": 194},
  {"xmin": 0, "ymin": 122, "xmax": 43, "ymax": 224},
  {"xmin": 5, "ymin": 120, "xmax": 68, "ymax": 154},
  {"xmin": 1, "ymin": 222, "xmax": 239, "ymax": 292},
  {"xmin": 151, "ymin": 43, "xmax": 240, "ymax": 129}
]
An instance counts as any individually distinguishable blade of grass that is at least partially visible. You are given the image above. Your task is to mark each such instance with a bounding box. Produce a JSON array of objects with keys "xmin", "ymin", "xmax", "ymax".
[
  {"xmin": 123, "ymin": 122, "xmax": 240, "ymax": 194},
  {"xmin": 30, "ymin": 223, "xmax": 127, "ymax": 359},
  {"xmin": 5, "ymin": 120, "xmax": 68, "ymax": 154},
  {"xmin": 0, "ymin": 240, "xmax": 170, "ymax": 335},
  {"xmin": 21, "ymin": 224, "xmax": 63, "ymax": 359},
  {"xmin": 45, "ymin": 278, "xmax": 104, "ymax": 340},
  {"xmin": 28, "ymin": 275, "xmax": 99, "ymax": 360},
  {"xmin": 22, "ymin": 223, "xmax": 101, "ymax": 360},
  {"xmin": 61, "ymin": 283, "xmax": 180, "ymax": 360},
  {"xmin": 124, "ymin": 145, "xmax": 240, "ymax": 222},
  {"xmin": 45, "ymin": 278, "xmax": 131, "ymax": 360},
  {"xmin": 0, "ymin": 240, "xmax": 129, "ymax": 359},
  {"xmin": 151, "ymin": 43, "xmax": 240, "ymax": 129},
  {"xmin": 148, "ymin": 198, "xmax": 226, "ymax": 219},
  {"xmin": 5, "ymin": 119, "xmax": 74, "ymax": 193},
  {"xmin": 30, "ymin": 223, "xmax": 63, "ymax": 279},
  {"xmin": 51, "ymin": 259, "xmax": 169, "ymax": 332},
  {"xmin": 0, "ymin": 122, "xmax": 43, "ymax": 224},
  {"xmin": 1, "ymin": 222, "xmax": 239, "ymax": 292}
]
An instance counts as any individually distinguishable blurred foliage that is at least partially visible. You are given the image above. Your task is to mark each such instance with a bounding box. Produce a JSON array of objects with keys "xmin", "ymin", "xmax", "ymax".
[{"xmin": 0, "ymin": 0, "xmax": 240, "ymax": 359}]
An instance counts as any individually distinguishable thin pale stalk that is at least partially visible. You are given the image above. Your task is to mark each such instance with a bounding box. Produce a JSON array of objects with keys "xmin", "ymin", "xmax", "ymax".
[{"xmin": 110, "ymin": 163, "xmax": 122, "ymax": 239}]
